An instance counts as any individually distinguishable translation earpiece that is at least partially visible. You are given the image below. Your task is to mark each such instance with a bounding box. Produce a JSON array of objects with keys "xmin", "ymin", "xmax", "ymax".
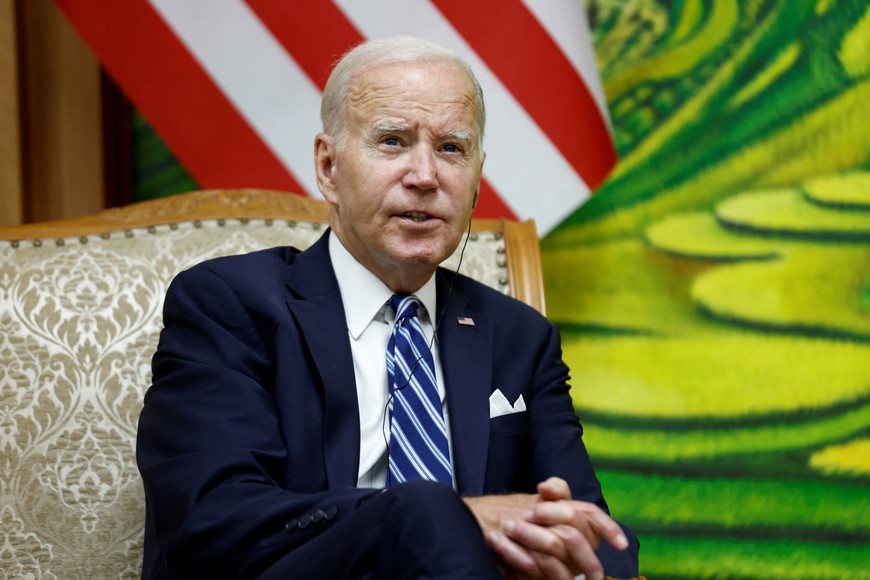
[{"xmin": 472, "ymin": 189, "xmax": 479, "ymax": 209}]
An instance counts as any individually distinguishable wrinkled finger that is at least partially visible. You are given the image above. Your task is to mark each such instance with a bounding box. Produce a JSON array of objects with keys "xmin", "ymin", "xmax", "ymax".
[
  {"xmin": 486, "ymin": 529, "xmax": 541, "ymax": 578},
  {"xmin": 529, "ymin": 501, "xmax": 628, "ymax": 552},
  {"xmin": 502, "ymin": 519, "xmax": 570, "ymax": 562},
  {"xmin": 527, "ymin": 502, "xmax": 598, "ymax": 548},
  {"xmin": 584, "ymin": 507, "xmax": 629, "ymax": 551},
  {"xmin": 552, "ymin": 523, "xmax": 605, "ymax": 580},
  {"xmin": 527, "ymin": 500, "xmax": 581, "ymax": 527},
  {"xmin": 529, "ymin": 550, "xmax": 575, "ymax": 580}
]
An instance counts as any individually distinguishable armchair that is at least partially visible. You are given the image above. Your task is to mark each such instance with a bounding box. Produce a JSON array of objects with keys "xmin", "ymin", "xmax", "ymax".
[{"xmin": 0, "ymin": 189, "xmax": 544, "ymax": 577}]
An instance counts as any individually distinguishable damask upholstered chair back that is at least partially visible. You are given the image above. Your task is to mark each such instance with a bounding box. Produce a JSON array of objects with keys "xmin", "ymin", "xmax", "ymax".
[{"xmin": 0, "ymin": 189, "xmax": 544, "ymax": 578}]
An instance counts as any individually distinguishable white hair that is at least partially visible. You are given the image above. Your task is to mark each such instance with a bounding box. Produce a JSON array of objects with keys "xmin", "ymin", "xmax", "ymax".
[{"xmin": 320, "ymin": 36, "xmax": 486, "ymax": 146}]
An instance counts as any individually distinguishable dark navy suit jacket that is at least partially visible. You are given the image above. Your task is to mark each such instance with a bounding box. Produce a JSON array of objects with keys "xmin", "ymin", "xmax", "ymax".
[{"xmin": 137, "ymin": 232, "xmax": 637, "ymax": 578}]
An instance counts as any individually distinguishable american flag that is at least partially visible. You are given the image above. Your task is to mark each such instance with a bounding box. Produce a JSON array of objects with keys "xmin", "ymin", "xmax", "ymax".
[{"xmin": 57, "ymin": 0, "xmax": 614, "ymax": 235}]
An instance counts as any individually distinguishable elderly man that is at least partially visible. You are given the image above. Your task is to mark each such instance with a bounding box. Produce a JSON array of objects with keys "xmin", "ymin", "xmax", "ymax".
[{"xmin": 138, "ymin": 36, "xmax": 639, "ymax": 579}]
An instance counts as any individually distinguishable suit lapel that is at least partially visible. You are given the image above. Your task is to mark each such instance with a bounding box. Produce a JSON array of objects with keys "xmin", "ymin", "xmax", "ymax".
[
  {"xmin": 437, "ymin": 272, "xmax": 492, "ymax": 496},
  {"xmin": 282, "ymin": 244, "xmax": 494, "ymax": 493},
  {"xmin": 284, "ymin": 233, "xmax": 361, "ymax": 488}
]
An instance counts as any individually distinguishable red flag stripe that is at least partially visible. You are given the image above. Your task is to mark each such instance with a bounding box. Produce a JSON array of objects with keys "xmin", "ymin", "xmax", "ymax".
[
  {"xmin": 474, "ymin": 181, "xmax": 517, "ymax": 219},
  {"xmin": 244, "ymin": 0, "xmax": 364, "ymax": 90},
  {"xmin": 332, "ymin": 0, "xmax": 591, "ymax": 233},
  {"xmin": 55, "ymin": 0, "xmax": 305, "ymax": 193},
  {"xmin": 521, "ymin": 0, "xmax": 611, "ymax": 125},
  {"xmin": 243, "ymin": 1, "xmax": 517, "ymax": 220},
  {"xmin": 432, "ymin": 0, "xmax": 617, "ymax": 188}
]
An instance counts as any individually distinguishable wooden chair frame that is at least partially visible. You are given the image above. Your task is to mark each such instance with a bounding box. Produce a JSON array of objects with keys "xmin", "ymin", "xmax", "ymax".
[{"xmin": 1, "ymin": 189, "xmax": 546, "ymax": 313}]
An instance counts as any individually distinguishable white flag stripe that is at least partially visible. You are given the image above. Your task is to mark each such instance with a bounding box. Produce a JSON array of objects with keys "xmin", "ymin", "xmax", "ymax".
[
  {"xmin": 333, "ymin": 0, "xmax": 592, "ymax": 234},
  {"xmin": 521, "ymin": 0, "xmax": 612, "ymax": 127},
  {"xmin": 147, "ymin": 0, "xmax": 324, "ymax": 199}
]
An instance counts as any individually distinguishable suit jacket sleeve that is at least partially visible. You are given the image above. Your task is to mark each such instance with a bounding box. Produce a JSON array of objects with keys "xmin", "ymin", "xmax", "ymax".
[
  {"xmin": 457, "ymin": 281, "xmax": 639, "ymax": 575},
  {"xmin": 532, "ymin": 322, "xmax": 609, "ymax": 506},
  {"xmin": 137, "ymin": 265, "xmax": 378, "ymax": 578},
  {"xmin": 526, "ymin": 319, "xmax": 639, "ymax": 575},
  {"xmin": 452, "ymin": 282, "xmax": 606, "ymax": 505}
]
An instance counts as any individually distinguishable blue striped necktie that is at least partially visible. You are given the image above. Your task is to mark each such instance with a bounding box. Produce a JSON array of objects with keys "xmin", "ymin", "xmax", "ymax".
[{"xmin": 386, "ymin": 294, "xmax": 452, "ymax": 486}]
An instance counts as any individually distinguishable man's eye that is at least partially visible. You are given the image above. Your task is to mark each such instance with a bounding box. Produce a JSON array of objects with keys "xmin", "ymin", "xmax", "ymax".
[
  {"xmin": 382, "ymin": 137, "xmax": 400, "ymax": 146},
  {"xmin": 442, "ymin": 143, "xmax": 461, "ymax": 153}
]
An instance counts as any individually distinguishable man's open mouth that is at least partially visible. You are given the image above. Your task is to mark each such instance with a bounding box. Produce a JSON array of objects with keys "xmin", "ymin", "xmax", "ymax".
[{"xmin": 401, "ymin": 212, "xmax": 432, "ymax": 222}]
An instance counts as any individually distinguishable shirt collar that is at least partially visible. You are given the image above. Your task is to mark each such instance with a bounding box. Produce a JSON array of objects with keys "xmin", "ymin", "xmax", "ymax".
[{"xmin": 329, "ymin": 232, "xmax": 438, "ymax": 339}]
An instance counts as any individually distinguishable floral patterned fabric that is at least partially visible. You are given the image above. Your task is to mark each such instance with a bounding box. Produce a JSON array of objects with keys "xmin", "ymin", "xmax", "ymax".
[{"xmin": 0, "ymin": 218, "xmax": 509, "ymax": 578}]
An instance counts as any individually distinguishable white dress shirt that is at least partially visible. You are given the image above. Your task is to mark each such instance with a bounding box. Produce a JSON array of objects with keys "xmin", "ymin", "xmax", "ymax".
[{"xmin": 328, "ymin": 233, "xmax": 454, "ymax": 488}]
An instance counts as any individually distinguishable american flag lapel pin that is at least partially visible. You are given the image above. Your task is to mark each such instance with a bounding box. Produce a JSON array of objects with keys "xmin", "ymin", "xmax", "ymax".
[{"xmin": 456, "ymin": 316, "xmax": 475, "ymax": 326}]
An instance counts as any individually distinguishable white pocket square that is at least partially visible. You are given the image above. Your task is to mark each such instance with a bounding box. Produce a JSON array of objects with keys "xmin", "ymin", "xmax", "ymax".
[{"xmin": 489, "ymin": 389, "xmax": 526, "ymax": 418}]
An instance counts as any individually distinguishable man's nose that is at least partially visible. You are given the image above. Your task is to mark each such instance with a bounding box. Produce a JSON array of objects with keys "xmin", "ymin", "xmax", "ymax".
[{"xmin": 402, "ymin": 146, "xmax": 439, "ymax": 191}]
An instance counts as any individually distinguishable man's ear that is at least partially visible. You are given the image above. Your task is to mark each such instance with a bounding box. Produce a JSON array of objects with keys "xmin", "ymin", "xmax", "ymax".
[{"xmin": 314, "ymin": 133, "xmax": 339, "ymax": 204}]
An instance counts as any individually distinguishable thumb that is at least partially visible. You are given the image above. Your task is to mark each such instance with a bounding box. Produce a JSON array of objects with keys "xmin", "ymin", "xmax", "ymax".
[{"xmin": 536, "ymin": 477, "xmax": 572, "ymax": 501}]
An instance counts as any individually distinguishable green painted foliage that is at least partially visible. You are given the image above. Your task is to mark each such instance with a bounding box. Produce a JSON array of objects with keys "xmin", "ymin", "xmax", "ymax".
[
  {"xmin": 636, "ymin": 534, "xmax": 870, "ymax": 580},
  {"xmin": 644, "ymin": 212, "xmax": 781, "ymax": 260},
  {"xmin": 133, "ymin": 112, "xmax": 198, "ymax": 201},
  {"xmin": 811, "ymin": 437, "xmax": 870, "ymax": 476},
  {"xmin": 567, "ymin": 334, "xmax": 870, "ymax": 419},
  {"xmin": 544, "ymin": 239, "xmax": 705, "ymax": 334},
  {"xmin": 554, "ymin": 2, "xmax": 870, "ymax": 576},
  {"xmin": 691, "ymin": 246, "xmax": 870, "ymax": 338},
  {"xmin": 582, "ymin": 402, "xmax": 870, "ymax": 466},
  {"xmin": 715, "ymin": 189, "xmax": 870, "ymax": 239},
  {"xmin": 803, "ymin": 171, "xmax": 870, "ymax": 209},
  {"xmin": 598, "ymin": 469, "xmax": 870, "ymax": 536}
]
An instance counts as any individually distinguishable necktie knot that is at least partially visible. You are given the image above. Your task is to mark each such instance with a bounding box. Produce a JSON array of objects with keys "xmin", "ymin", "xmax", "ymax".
[{"xmin": 390, "ymin": 294, "xmax": 420, "ymax": 322}]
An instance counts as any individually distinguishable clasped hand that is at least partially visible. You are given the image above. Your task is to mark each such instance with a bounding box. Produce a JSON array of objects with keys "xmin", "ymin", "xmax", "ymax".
[{"xmin": 464, "ymin": 477, "xmax": 628, "ymax": 580}]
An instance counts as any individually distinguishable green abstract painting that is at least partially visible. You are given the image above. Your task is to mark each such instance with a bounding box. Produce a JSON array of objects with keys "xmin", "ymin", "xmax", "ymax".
[{"xmin": 548, "ymin": 1, "xmax": 870, "ymax": 577}]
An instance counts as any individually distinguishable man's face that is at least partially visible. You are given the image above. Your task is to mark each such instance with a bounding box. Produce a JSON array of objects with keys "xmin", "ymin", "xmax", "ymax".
[{"xmin": 315, "ymin": 60, "xmax": 484, "ymax": 292}]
